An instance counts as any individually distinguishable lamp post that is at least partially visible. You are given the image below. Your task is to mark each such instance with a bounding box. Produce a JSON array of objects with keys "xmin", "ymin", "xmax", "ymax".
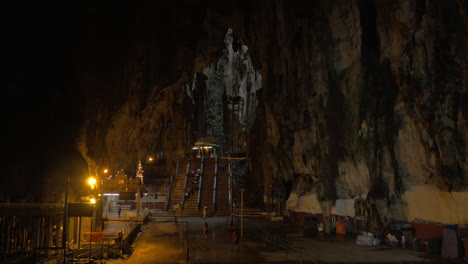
[
  {"xmin": 101, "ymin": 168, "xmax": 109, "ymax": 218},
  {"xmin": 88, "ymin": 176, "xmax": 97, "ymax": 229},
  {"xmin": 62, "ymin": 176, "xmax": 69, "ymax": 264},
  {"xmin": 89, "ymin": 198, "xmax": 96, "ymax": 263},
  {"xmin": 88, "ymin": 176, "xmax": 102, "ymax": 230},
  {"xmin": 78, "ymin": 198, "xmax": 82, "ymax": 250},
  {"xmin": 88, "ymin": 177, "xmax": 97, "ymax": 263}
]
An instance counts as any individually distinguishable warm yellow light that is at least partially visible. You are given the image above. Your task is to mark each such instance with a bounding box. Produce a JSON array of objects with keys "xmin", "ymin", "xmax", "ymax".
[
  {"xmin": 89, "ymin": 198, "xmax": 96, "ymax": 204},
  {"xmin": 103, "ymin": 169, "xmax": 108, "ymax": 174},
  {"xmin": 148, "ymin": 157, "xmax": 154, "ymax": 162},
  {"xmin": 88, "ymin": 177, "xmax": 96, "ymax": 186}
]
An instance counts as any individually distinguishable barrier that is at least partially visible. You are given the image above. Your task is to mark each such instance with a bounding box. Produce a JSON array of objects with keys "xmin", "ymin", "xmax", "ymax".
[{"xmin": 83, "ymin": 232, "xmax": 103, "ymax": 242}]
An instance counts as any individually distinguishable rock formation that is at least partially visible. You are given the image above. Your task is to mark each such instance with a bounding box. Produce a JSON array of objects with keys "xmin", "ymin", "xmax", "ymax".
[{"xmin": 73, "ymin": 0, "xmax": 467, "ymax": 229}]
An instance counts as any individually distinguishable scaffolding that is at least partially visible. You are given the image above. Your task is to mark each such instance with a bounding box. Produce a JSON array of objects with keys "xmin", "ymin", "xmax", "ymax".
[{"xmin": 0, "ymin": 203, "xmax": 65, "ymax": 262}]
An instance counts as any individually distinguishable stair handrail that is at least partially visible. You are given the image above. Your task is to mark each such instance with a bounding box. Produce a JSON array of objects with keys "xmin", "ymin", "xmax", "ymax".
[
  {"xmin": 197, "ymin": 156, "xmax": 205, "ymax": 211},
  {"xmin": 165, "ymin": 160, "xmax": 180, "ymax": 211},
  {"xmin": 212, "ymin": 157, "xmax": 218, "ymax": 208},
  {"xmin": 181, "ymin": 162, "xmax": 190, "ymax": 211}
]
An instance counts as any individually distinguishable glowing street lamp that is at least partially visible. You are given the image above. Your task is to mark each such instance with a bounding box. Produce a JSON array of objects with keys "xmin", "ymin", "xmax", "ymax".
[
  {"xmin": 103, "ymin": 168, "xmax": 108, "ymax": 174},
  {"xmin": 89, "ymin": 197, "xmax": 96, "ymax": 204},
  {"xmin": 88, "ymin": 177, "xmax": 96, "ymax": 189},
  {"xmin": 88, "ymin": 177, "xmax": 96, "ymax": 185}
]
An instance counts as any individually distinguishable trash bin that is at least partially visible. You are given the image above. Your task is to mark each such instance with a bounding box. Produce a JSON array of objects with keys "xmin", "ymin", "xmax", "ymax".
[
  {"xmin": 304, "ymin": 216, "xmax": 318, "ymax": 236},
  {"xmin": 336, "ymin": 220, "xmax": 347, "ymax": 235}
]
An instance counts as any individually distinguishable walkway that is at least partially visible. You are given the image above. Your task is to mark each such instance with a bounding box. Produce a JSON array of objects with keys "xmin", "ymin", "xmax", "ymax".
[
  {"xmin": 101, "ymin": 215, "xmax": 467, "ymax": 264},
  {"xmin": 107, "ymin": 220, "xmax": 186, "ymax": 264}
]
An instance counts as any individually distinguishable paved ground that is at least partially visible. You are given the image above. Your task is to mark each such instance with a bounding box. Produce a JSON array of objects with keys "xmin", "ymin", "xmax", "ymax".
[
  {"xmin": 107, "ymin": 221, "xmax": 186, "ymax": 264},
  {"xmin": 97, "ymin": 213, "xmax": 467, "ymax": 264}
]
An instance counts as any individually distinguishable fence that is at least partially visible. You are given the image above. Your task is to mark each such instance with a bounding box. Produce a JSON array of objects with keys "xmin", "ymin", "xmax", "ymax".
[
  {"xmin": 68, "ymin": 219, "xmax": 142, "ymax": 262},
  {"xmin": 174, "ymin": 217, "xmax": 189, "ymax": 263}
]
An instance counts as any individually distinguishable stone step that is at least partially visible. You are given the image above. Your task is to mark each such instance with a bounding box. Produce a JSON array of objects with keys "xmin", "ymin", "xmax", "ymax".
[
  {"xmin": 165, "ymin": 158, "xmax": 233, "ymax": 215},
  {"xmin": 162, "ymin": 211, "xmax": 203, "ymax": 217}
]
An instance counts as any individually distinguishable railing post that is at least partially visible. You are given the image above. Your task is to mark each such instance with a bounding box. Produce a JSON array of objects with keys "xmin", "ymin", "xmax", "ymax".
[
  {"xmin": 165, "ymin": 160, "xmax": 179, "ymax": 211},
  {"xmin": 164, "ymin": 181, "xmax": 171, "ymax": 212},
  {"xmin": 197, "ymin": 156, "xmax": 205, "ymax": 211},
  {"xmin": 213, "ymin": 158, "xmax": 218, "ymax": 209},
  {"xmin": 186, "ymin": 222, "xmax": 189, "ymax": 264},
  {"xmin": 228, "ymin": 153, "xmax": 232, "ymax": 213},
  {"xmin": 63, "ymin": 176, "xmax": 69, "ymax": 264},
  {"xmin": 181, "ymin": 163, "xmax": 190, "ymax": 211},
  {"xmin": 174, "ymin": 218, "xmax": 189, "ymax": 264}
]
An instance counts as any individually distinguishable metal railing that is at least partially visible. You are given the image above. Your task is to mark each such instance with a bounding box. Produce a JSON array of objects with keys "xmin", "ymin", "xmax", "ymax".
[
  {"xmin": 212, "ymin": 158, "xmax": 218, "ymax": 208},
  {"xmin": 165, "ymin": 160, "xmax": 180, "ymax": 211},
  {"xmin": 197, "ymin": 156, "xmax": 205, "ymax": 210},
  {"xmin": 181, "ymin": 163, "xmax": 190, "ymax": 211},
  {"xmin": 174, "ymin": 217, "xmax": 189, "ymax": 263}
]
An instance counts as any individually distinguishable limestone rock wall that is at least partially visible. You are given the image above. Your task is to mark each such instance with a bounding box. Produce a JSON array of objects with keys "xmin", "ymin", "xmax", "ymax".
[
  {"xmin": 75, "ymin": 0, "xmax": 467, "ymax": 226},
  {"xmin": 242, "ymin": 0, "xmax": 468, "ymax": 227},
  {"xmin": 201, "ymin": 28, "xmax": 262, "ymax": 152}
]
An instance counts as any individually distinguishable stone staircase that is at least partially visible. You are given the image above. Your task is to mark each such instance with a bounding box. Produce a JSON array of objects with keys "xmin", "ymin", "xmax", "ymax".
[
  {"xmin": 233, "ymin": 207, "xmax": 264, "ymax": 218},
  {"xmin": 214, "ymin": 158, "xmax": 230, "ymax": 216},
  {"xmin": 164, "ymin": 157, "xmax": 232, "ymax": 217},
  {"xmin": 182, "ymin": 159, "xmax": 202, "ymax": 214},
  {"xmin": 200, "ymin": 158, "xmax": 216, "ymax": 215},
  {"xmin": 167, "ymin": 160, "xmax": 188, "ymax": 212},
  {"xmin": 167, "ymin": 159, "xmax": 201, "ymax": 214}
]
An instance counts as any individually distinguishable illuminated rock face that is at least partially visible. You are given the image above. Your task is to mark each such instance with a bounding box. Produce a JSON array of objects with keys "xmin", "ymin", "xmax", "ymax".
[
  {"xmin": 76, "ymin": 1, "xmax": 467, "ymax": 227},
  {"xmin": 201, "ymin": 28, "xmax": 261, "ymax": 150}
]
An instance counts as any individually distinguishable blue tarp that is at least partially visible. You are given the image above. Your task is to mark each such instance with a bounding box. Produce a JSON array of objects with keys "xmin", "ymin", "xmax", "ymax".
[{"xmin": 441, "ymin": 224, "xmax": 458, "ymax": 259}]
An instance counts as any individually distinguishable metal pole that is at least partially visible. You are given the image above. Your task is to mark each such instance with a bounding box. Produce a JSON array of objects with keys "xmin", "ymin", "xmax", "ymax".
[
  {"xmin": 89, "ymin": 218, "xmax": 92, "ymax": 263},
  {"xmin": 63, "ymin": 176, "xmax": 69, "ymax": 263},
  {"xmin": 186, "ymin": 222, "xmax": 189, "ymax": 264},
  {"xmin": 100, "ymin": 239, "xmax": 103, "ymax": 264},
  {"xmin": 240, "ymin": 189, "xmax": 245, "ymax": 237},
  {"xmin": 78, "ymin": 216, "xmax": 81, "ymax": 249},
  {"xmin": 136, "ymin": 187, "xmax": 141, "ymax": 221},
  {"xmin": 124, "ymin": 201, "xmax": 128, "ymax": 233}
]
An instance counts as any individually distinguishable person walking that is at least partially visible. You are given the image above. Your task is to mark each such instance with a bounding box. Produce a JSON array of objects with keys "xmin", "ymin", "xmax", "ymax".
[
  {"xmin": 118, "ymin": 206, "xmax": 122, "ymax": 218},
  {"xmin": 232, "ymin": 228, "xmax": 240, "ymax": 252},
  {"xmin": 204, "ymin": 222, "xmax": 209, "ymax": 240}
]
